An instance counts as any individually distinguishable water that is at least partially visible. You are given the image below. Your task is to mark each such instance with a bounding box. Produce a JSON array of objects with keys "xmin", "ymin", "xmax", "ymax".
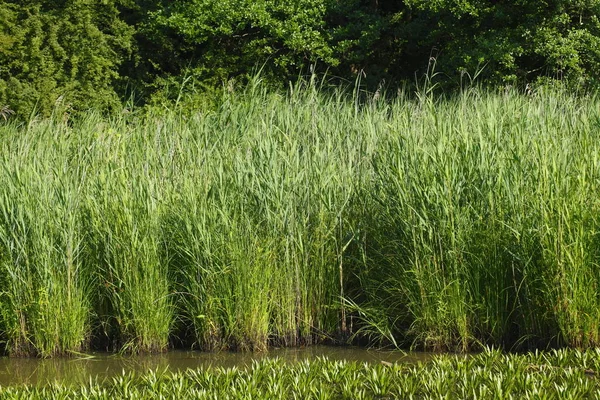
[{"xmin": 0, "ymin": 346, "xmax": 436, "ymax": 387}]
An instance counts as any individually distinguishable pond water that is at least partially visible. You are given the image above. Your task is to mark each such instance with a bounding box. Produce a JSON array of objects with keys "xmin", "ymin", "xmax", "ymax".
[{"xmin": 0, "ymin": 346, "xmax": 437, "ymax": 387}]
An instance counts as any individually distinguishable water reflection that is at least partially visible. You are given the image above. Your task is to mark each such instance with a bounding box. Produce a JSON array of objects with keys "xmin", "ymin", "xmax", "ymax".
[{"xmin": 0, "ymin": 346, "xmax": 436, "ymax": 387}]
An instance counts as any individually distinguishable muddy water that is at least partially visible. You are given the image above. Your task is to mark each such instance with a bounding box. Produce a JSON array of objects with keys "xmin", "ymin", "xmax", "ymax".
[{"xmin": 0, "ymin": 346, "xmax": 437, "ymax": 387}]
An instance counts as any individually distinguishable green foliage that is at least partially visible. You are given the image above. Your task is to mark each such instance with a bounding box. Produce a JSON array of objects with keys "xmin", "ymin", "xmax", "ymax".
[
  {"xmin": 399, "ymin": 0, "xmax": 600, "ymax": 86},
  {"xmin": 134, "ymin": 0, "xmax": 336, "ymax": 93},
  {"xmin": 0, "ymin": 0, "xmax": 134, "ymax": 117},
  {"xmin": 2, "ymin": 0, "xmax": 600, "ymax": 114},
  {"xmin": 135, "ymin": 0, "xmax": 600, "ymax": 91}
]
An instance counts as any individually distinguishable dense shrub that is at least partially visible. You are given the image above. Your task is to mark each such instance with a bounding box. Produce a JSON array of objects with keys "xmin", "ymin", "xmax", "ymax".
[
  {"xmin": 2, "ymin": 0, "xmax": 600, "ymax": 117},
  {"xmin": 399, "ymin": 0, "xmax": 600, "ymax": 86},
  {"xmin": 0, "ymin": 0, "xmax": 134, "ymax": 117}
]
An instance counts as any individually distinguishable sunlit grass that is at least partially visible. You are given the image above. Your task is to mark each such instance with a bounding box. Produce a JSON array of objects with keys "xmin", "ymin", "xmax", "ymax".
[{"xmin": 0, "ymin": 81, "xmax": 599, "ymax": 355}]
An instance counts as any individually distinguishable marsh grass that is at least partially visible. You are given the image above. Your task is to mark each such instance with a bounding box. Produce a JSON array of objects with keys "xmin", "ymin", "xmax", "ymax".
[
  {"xmin": 0, "ymin": 81, "xmax": 599, "ymax": 355},
  {"xmin": 83, "ymin": 116, "xmax": 174, "ymax": 353},
  {"xmin": 0, "ymin": 121, "xmax": 91, "ymax": 356},
  {"xmin": 363, "ymin": 87, "xmax": 600, "ymax": 350}
]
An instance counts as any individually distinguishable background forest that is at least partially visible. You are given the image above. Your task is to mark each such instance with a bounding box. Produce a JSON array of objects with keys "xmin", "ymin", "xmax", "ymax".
[{"xmin": 1, "ymin": 0, "xmax": 600, "ymax": 117}]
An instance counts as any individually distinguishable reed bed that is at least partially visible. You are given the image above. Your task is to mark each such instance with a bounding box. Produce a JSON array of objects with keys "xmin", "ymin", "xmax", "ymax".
[
  {"xmin": 0, "ymin": 82, "xmax": 599, "ymax": 356},
  {"xmin": 2, "ymin": 349, "xmax": 600, "ymax": 398}
]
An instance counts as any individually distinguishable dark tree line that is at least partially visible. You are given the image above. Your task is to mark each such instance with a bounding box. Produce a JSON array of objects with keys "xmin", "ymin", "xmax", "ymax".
[{"xmin": 1, "ymin": 0, "xmax": 599, "ymax": 115}]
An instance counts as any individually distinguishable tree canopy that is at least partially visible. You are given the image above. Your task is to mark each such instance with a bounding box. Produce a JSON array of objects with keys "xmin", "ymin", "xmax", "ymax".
[{"xmin": 1, "ymin": 0, "xmax": 600, "ymax": 115}]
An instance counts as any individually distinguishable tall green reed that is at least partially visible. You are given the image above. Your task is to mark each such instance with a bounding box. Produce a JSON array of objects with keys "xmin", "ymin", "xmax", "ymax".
[
  {"xmin": 362, "ymin": 87, "xmax": 600, "ymax": 350},
  {"xmin": 0, "ymin": 81, "xmax": 599, "ymax": 355},
  {"xmin": 0, "ymin": 120, "xmax": 91, "ymax": 356},
  {"xmin": 83, "ymin": 117, "xmax": 174, "ymax": 352},
  {"xmin": 165, "ymin": 80, "xmax": 363, "ymax": 350}
]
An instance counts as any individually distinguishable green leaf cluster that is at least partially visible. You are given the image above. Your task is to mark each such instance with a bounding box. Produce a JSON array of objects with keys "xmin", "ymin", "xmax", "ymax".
[
  {"xmin": 398, "ymin": 0, "xmax": 600, "ymax": 86},
  {"xmin": 135, "ymin": 0, "xmax": 336, "ymax": 90},
  {"xmin": 3, "ymin": 0, "xmax": 600, "ymax": 116},
  {"xmin": 0, "ymin": 0, "xmax": 134, "ymax": 116}
]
